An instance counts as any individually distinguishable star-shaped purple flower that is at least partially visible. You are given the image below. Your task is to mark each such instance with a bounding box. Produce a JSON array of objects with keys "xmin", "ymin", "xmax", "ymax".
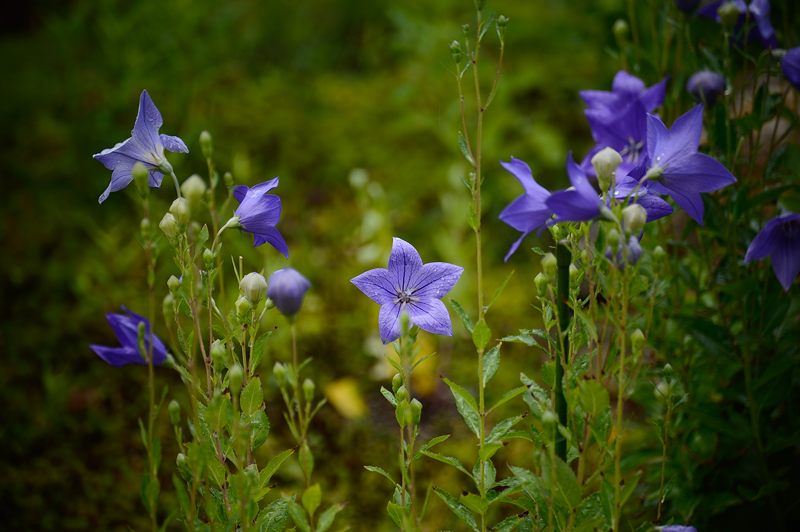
[
  {"xmin": 782, "ymin": 47, "xmax": 800, "ymax": 90},
  {"xmin": 351, "ymin": 238, "xmax": 463, "ymax": 344},
  {"xmin": 93, "ymin": 90, "xmax": 188, "ymax": 204},
  {"xmin": 546, "ymin": 153, "xmax": 604, "ymax": 223},
  {"xmin": 638, "ymin": 105, "xmax": 736, "ymax": 224},
  {"xmin": 232, "ymin": 177, "xmax": 289, "ymax": 257},
  {"xmin": 745, "ymin": 213, "xmax": 800, "ymax": 291},
  {"xmin": 498, "ymin": 157, "xmax": 552, "ymax": 261},
  {"xmin": 580, "ymin": 70, "xmax": 667, "ymax": 118},
  {"xmin": 90, "ymin": 307, "xmax": 168, "ymax": 367}
]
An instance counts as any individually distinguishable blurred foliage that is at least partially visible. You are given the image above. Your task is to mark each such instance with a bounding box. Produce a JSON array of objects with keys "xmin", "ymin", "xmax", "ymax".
[{"xmin": 1, "ymin": 0, "xmax": 798, "ymax": 530}]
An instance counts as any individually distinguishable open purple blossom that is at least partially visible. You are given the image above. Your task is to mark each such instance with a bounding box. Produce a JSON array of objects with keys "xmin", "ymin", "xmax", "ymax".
[
  {"xmin": 90, "ymin": 307, "xmax": 168, "ymax": 367},
  {"xmin": 546, "ymin": 153, "xmax": 603, "ymax": 223},
  {"xmin": 580, "ymin": 70, "xmax": 667, "ymax": 118},
  {"xmin": 606, "ymin": 235, "xmax": 643, "ymax": 267},
  {"xmin": 744, "ymin": 213, "xmax": 800, "ymax": 291},
  {"xmin": 687, "ymin": 70, "xmax": 726, "ymax": 105},
  {"xmin": 782, "ymin": 47, "xmax": 800, "ymax": 90},
  {"xmin": 93, "ymin": 90, "xmax": 188, "ymax": 204},
  {"xmin": 700, "ymin": 0, "xmax": 778, "ymax": 48},
  {"xmin": 231, "ymin": 177, "xmax": 289, "ymax": 257},
  {"xmin": 351, "ymin": 238, "xmax": 463, "ymax": 344},
  {"xmin": 661, "ymin": 526, "xmax": 697, "ymax": 532},
  {"xmin": 636, "ymin": 105, "xmax": 736, "ymax": 224},
  {"xmin": 268, "ymin": 267, "xmax": 311, "ymax": 317},
  {"xmin": 498, "ymin": 157, "xmax": 552, "ymax": 261},
  {"xmin": 586, "ymin": 99, "xmax": 650, "ymax": 173}
]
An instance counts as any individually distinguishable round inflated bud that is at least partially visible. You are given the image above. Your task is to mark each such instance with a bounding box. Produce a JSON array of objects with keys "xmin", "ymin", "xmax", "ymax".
[
  {"xmin": 449, "ymin": 40, "xmax": 462, "ymax": 64},
  {"xmin": 228, "ymin": 364, "xmax": 243, "ymax": 394},
  {"xmin": 497, "ymin": 15, "xmax": 509, "ymax": 28},
  {"xmin": 462, "ymin": 24, "xmax": 470, "ymax": 35},
  {"xmin": 199, "ymin": 130, "xmax": 213, "ymax": 159},
  {"xmin": 396, "ymin": 385, "xmax": 408, "ymax": 403},
  {"xmin": 176, "ymin": 452, "xmax": 188, "ymax": 469},
  {"xmin": 569, "ymin": 264, "xmax": 580, "ymax": 283},
  {"xmin": 534, "ymin": 272, "xmax": 548, "ymax": 297},
  {"xmin": 273, "ymin": 362, "xmax": 287, "ymax": 387},
  {"xmin": 687, "ymin": 70, "xmax": 726, "ymax": 105},
  {"xmin": 140, "ymin": 218, "xmax": 151, "ymax": 241},
  {"xmin": 303, "ymin": 378, "xmax": 315, "ymax": 402},
  {"xmin": 211, "ymin": 339, "xmax": 227, "ymax": 369},
  {"xmin": 169, "ymin": 198, "xmax": 190, "ymax": 226},
  {"xmin": 162, "ymin": 293, "xmax": 175, "ymax": 320},
  {"xmin": 591, "ymin": 147, "xmax": 623, "ymax": 193},
  {"xmin": 395, "ymin": 402, "xmax": 408, "ymax": 428},
  {"xmin": 159, "ymin": 212, "xmax": 178, "ymax": 239},
  {"xmin": 240, "ymin": 272, "xmax": 268, "ymax": 304},
  {"xmin": 181, "ymin": 175, "xmax": 207, "ymax": 205},
  {"xmin": 203, "ymin": 248, "xmax": 215, "ymax": 269},
  {"xmin": 613, "ymin": 19, "xmax": 629, "ymax": 43},
  {"xmin": 410, "ymin": 398, "xmax": 423, "ymax": 425},
  {"xmin": 630, "ymin": 329, "xmax": 645, "ymax": 353},
  {"xmin": 392, "ymin": 373, "xmax": 402, "ymax": 394},
  {"xmin": 541, "ymin": 252, "xmax": 557, "ymax": 278},
  {"xmin": 542, "ymin": 410, "xmax": 558, "ymax": 425},
  {"xmin": 655, "ymin": 380, "xmax": 672, "ymax": 401},
  {"xmin": 626, "ymin": 236, "xmax": 642, "ymax": 264},
  {"xmin": 167, "ymin": 275, "xmax": 181, "ymax": 294},
  {"xmin": 622, "ymin": 204, "xmax": 647, "ymax": 234},
  {"xmin": 223, "ymin": 172, "xmax": 234, "ymax": 188},
  {"xmin": 717, "ymin": 1, "xmax": 740, "ymax": 32},
  {"xmin": 168, "ymin": 400, "xmax": 181, "ymax": 425},
  {"xmin": 606, "ymin": 228, "xmax": 621, "ymax": 250},
  {"xmin": 653, "ymin": 245, "xmax": 666, "ymax": 260},
  {"xmin": 267, "ymin": 268, "xmax": 311, "ymax": 317},
  {"xmin": 132, "ymin": 162, "xmax": 150, "ymax": 199},
  {"xmin": 235, "ymin": 296, "xmax": 252, "ymax": 321}
]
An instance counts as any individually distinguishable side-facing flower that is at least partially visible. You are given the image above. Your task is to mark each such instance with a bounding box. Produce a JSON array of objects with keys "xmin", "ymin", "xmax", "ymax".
[
  {"xmin": 93, "ymin": 90, "xmax": 188, "ymax": 204},
  {"xmin": 638, "ymin": 105, "xmax": 736, "ymax": 224},
  {"xmin": 580, "ymin": 70, "xmax": 667, "ymax": 118},
  {"xmin": 90, "ymin": 307, "xmax": 168, "ymax": 367},
  {"xmin": 498, "ymin": 157, "xmax": 552, "ymax": 261},
  {"xmin": 230, "ymin": 177, "xmax": 289, "ymax": 257},
  {"xmin": 546, "ymin": 154, "xmax": 604, "ymax": 223},
  {"xmin": 686, "ymin": 70, "xmax": 726, "ymax": 105},
  {"xmin": 744, "ymin": 213, "xmax": 800, "ymax": 291},
  {"xmin": 700, "ymin": 0, "xmax": 778, "ymax": 48},
  {"xmin": 782, "ymin": 47, "xmax": 800, "ymax": 90},
  {"xmin": 268, "ymin": 267, "xmax": 312, "ymax": 317},
  {"xmin": 351, "ymin": 238, "xmax": 463, "ymax": 343}
]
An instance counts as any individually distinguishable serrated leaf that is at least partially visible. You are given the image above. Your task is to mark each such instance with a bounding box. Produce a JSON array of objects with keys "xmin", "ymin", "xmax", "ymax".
[
  {"xmin": 316, "ymin": 503, "xmax": 345, "ymax": 532},
  {"xmin": 380, "ymin": 386, "xmax": 397, "ymax": 407},
  {"xmin": 482, "ymin": 343, "xmax": 501, "ymax": 387},
  {"xmin": 364, "ymin": 465, "xmax": 398, "ymax": 487},
  {"xmin": 460, "ymin": 492, "xmax": 489, "ymax": 515},
  {"xmin": 249, "ymin": 410, "xmax": 270, "ymax": 450},
  {"xmin": 421, "ymin": 450, "xmax": 472, "ymax": 479},
  {"xmin": 472, "ymin": 459, "xmax": 496, "ymax": 491},
  {"xmin": 287, "ymin": 499, "xmax": 311, "ymax": 532},
  {"xmin": 488, "ymin": 385, "xmax": 527, "ymax": 414},
  {"xmin": 458, "ymin": 130, "xmax": 475, "ymax": 166},
  {"xmin": 443, "ymin": 378, "xmax": 480, "ymax": 437},
  {"xmin": 501, "ymin": 328, "xmax": 547, "ymax": 346},
  {"xmin": 414, "ymin": 434, "xmax": 450, "ymax": 460},
  {"xmin": 577, "ymin": 380, "xmax": 609, "ymax": 418},
  {"xmin": 256, "ymin": 498, "xmax": 291, "ymax": 532},
  {"xmin": 241, "ymin": 378, "xmax": 264, "ymax": 416},
  {"xmin": 260, "ymin": 448, "xmax": 294, "ymax": 486},
  {"xmin": 478, "ymin": 442, "xmax": 503, "ymax": 462},
  {"xmin": 433, "ymin": 487, "xmax": 479, "ymax": 532},
  {"xmin": 472, "ymin": 319, "xmax": 491, "ymax": 351},
  {"xmin": 206, "ymin": 394, "xmax": 233, "ymax": 433},
  {"xmin": 450, "ymin": 299, "xmax": 473, "ymax": 334},
  {"xmin": 487, "ymin": 415, "xmax": 525, "ymax": 444},
  {"xmin": 302, "ymin": 483, "xmax": 321, "ymax": 517}
]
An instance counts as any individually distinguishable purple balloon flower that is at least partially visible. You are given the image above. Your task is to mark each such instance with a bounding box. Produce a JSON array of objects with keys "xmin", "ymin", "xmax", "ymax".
[
  {"xmin": 351, "ymin": 238, "xmax": 463, "ymax": 344},
  {"xmin": 638, "ymin": 105, "xmax": 736, "ymax": 224},
  {"xmin": 268, "ymin": 267, "xmax": 311, "ymax": 317},
  {"xmin": 580, "ymin": 70, "xmax": 667, "ymax": 118},
  {"xmin": 498, "ymin": 157, "xmax": 552, "ymax": 261},
  {"xmin": 546, "ymin": 153, "xmax": 604, "ymax": 223},
  {"xmin": 745, "ymin": 213, "xmax": 800, "ymax": 291},
  {"xmin": 93, "ymin": 90, "xmax": 189, "ymax": 204},
  {"xmin": 232, "ymin": 177, "xmax": 289, "ymax": 257},
  {"xmin": 90, "ymin": 307, "xmax": 168, "ymax": 367},
  {"xmin": 686, "ymin": 70, "xmax": 726, "ymax": 105},
  {"xmin": 699, "ymin": 0, "xmax": 778, "ymax": 48},
  {"xmin": 782, "ymin": 47, "xmax": 800, "ymax": 90}
]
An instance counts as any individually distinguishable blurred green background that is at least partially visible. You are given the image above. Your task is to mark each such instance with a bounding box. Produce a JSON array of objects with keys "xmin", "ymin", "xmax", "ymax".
[{"xmin": 2, "ymin": 0, "xmax": 798, "ymax": 530}]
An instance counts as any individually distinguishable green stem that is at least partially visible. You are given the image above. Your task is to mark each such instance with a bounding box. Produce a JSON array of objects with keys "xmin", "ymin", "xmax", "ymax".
[
  {"xmin": 554, "ymin": 243, "xmax": 571, "ymax": 462},
  {"xmin": 613, "ymin": 268, "xmax": 630, "ymax": 532}
]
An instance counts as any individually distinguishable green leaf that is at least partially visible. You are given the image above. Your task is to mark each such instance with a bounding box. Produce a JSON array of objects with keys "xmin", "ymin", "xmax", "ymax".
[
  {"xmin": 460, "ymin": 492, "xmax": 488, "ymax": 515},
  {"xmin": 205, "ymin": 394, "xmax": 233, "ymax": 434},
  {"xmin": 478, "ymin": 442, "xmax": 504, "ymax": 462},
  {"xmin": 547, "ymin": 456, "xmax": 581, "ymax": 510},
  {"xmin": 302, "ymin": 483, "xmax": 321, "ymax": 517},
  {"xmin": 486, "ymin": 270, "xmax": 514, "ymax": 312},
  {"xmin": 364, "ymin": 465, "xmax": 398, "ymax": 487},
  {"xmin": 241, "ymin": 378, "xmax": 264, "ymax": 416},
  {"xmin": 577, "ymin": 380, "xmax": 609, "ymax": 418},
  {"xmin": 501, "ymin": 328, "xmax": 547, "ymax": 346},
  {"xmin": 472, "ymin": 459, "xmax": 496, "ymax": 491},
  {"xmin": 488, "ymin": 385, "xmax": 527, "ymax": 413},
  {"xmin": 486, "ymin": 415, "xmax": 525, "ymax": 444},
  {"xmin": 386, "ymin": 501, "xmax": 405, "ymax": 529},
  {"xmin": 482, "ymin": 343, "xmax": 501, "ymax": 387},
  {"xmin": 443, "ymin": 378, "xmax": 480, "ymax": 437},
  {"xmin": 260, "ymin": 448, "xmax": 294, "ymax": 485},
  {"xmin": 450, "ymin": 299, "xmax": 474, "ymax": 334},
  {"xmin": 256, "ymin": 498, "xmax": 291, "ymax": 532},
  {"xmin": 621, "ymin": 470, "xmax": 642, "ymax": 506},
  {"xmin": 458, "ymin": 130, "xmax": 475, "ymax": 166},
  {"xmin": 433, "ymin": 487, "xmax": 479, "ymax": 532},
  {"xmin": 493, "ymin": 512, "xmax": 526, "ymax": 532},
  {"xmin": 472, "ymin": 319, "xmax": 491, "ymax": 351},
  {"xmin": 196, "ymin": 224, "xmax": 209, "ymax": 249},
  {"xmin": 249, "ymin": 410, "xmax": 270, "ymax": 450},
  {"xmin": 414, "ymin": 434, "xmax": 450, "ymax": 460},
  {"xmin": 420, "ymin": 450, "xmax": 472, "ymax": 479},
  {"xmin": 380, "ymin": 386, "xmax": 397, "ymax": 407},
  {"xmin": 287, "ymin": 499, "xmax": 311, "ymax": 532},
  {"xmin": 316, "ymin": 503, "xmax": 345, "ymax": 532}
]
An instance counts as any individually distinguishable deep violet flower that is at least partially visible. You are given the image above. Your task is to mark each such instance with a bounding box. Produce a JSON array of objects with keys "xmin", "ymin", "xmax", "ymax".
[
  {"xmin": 90, "ymin": 307, "xmax": 168, "ymax": 367},
  {"xmin": 661, "ymin": 526, "xmax": 697, "ymax": 532},
  {"xmin": 674, "ymin": 0, "xmax": 700, "ymax": 12},
  {"xmin": 231, "ymin": 177, "xmax": 289, "ymax": 257},
  {"xmin": 782, "ymin": 47, "xmax": 800, "ymax": 90},
  {"xmin": 580, "ymin": 70, "xmax": 667, "ymax": 118},
  {"xmin": 268, "ymin": 267, "xmax": 311, "ymax": 317},
  {"xmin": 93, "ymin": 90, "xmax": 188, "ymax": 204},
  {"xmin": 351, "ymin": 238, "xmax": 463, "ymax": 343},
  {"xmin": 638, "ymin": 105, "xmax": 736, "ymax": 224},
  {"xmin": 744, "ymin": 213, "xmax": 800, "ymax": 291},
  {"xmin": 498, "ymin": 157, "xmax": 552, "ymax": 261},
  {"xmin": 546, "ymin": 153, "xmax": 603, "ymax": 223},
  {"xmin": 699, "ymin": 0, "xmax": 778, "ymax": 48},
  {"xmin": 586, "ymin": 99, "xmax": 650, "ymax": 172},
  {"xmin": 687, "ymin": 70, "xmax": 727, "ymax": 105}
]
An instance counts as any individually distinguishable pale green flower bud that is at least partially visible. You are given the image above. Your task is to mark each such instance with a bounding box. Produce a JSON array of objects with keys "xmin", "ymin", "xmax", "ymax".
[
  {"xmin": 273, "ymin": 362, "xmax": 287, "ymax": 387},
  {"xmin": 199, "ymin": 130, "xmax": 213, "ymax": 159},
  {"xmin": 569, "ymin": 264, "xmax": 579, "ymax": 283},
  {"xmin": 396, "ymin": 385, "xmax": 408, "ymax": 403},
  {"xmin": 655, "ymin": 380, "xmax": 672, "ymax": 401},
  {"xmin": 303, "ymin": 378, "xmax": 315, "ymax": 402},
  {"xmin": 497, "ymin": 15, "xmax": 509, "ymax": 28},
  {"xmin": 223, "ymin": 171, "xmax": 234, "ymax": 188},
  {"xmin": 653, "ymin": 245, "xmax": 666, "ymax": 260},
  {"xmin": 395, "ymin": 401, "xmax": 408, "ymax": 428},
  {"xmin": 718, "ymin": 1, "xmax": 740, "ymax": 32},
  {"xmin": 606, "ymin": 228, "xmax": 621, "ymax": 250},
  {"xmin": 140, "ymin": 218, "xmax": 151, "ymax": 241},
  {"xmin": 391, "ymin": 373, "xmax": 402, "ymax": 394},
  {"xmin": 449, "ymin": 40, "xmax": 462, "ymax": 64},
  {"xmin": 622, "ymin": 204, "xmax": 647, "ymax": 234},
  {"xmin": 181, "ymin": 175, "xmax": 207, "ymax": 205},
  {"xmin": 229, "ymin": 364, "xmax": 243, "ymax": 394},
  {"xmin": 203, "ymin": 248, "xmax": 215, "ymax": 269},
  {"xmin": 159, "ymin": 212, "xmax": 178, "ymax": 239},
  {"xmin": 534, "ymin": 272, "xmax": 548, "ymax": 297},
  {"xmin": 613, "ymin": 19, "xmax": 629, "ymax": 43},
  {"xmin": 211, "ymin": 339, "xmax": 227, "ymax": 369},
  {"xmin": 542, "ymin": 410, "xmax": 558, "ymax": 425},
  {"xmin": 168, "ymin": 400, "xmax": 181, "ymax": 425},
  {"xmin": 591, "ymin": 147, "xmax": 622, "ymax": 193},
  {"xmin": 167, "ymin": 275, "xmax": 181, "ymax": 293},
  {"xmin": 169, "ymin": 197, "xmax": 190, "ymax": 227},
  {"xmin": 235, "ymin": 296, "xmax": 252, "ymax": 320},
  {"xmin": 631, "ymin": 328, "xmax": 645, "ymax": 353},
  {"xmin": 240, "ymin": 272, "xmax": 268, "ymax": 304},
  {"xmin": 410, "ymin": 398, "xmax": 423, "ymax": 425},
  {"xmin": 162, "ymin": 293, "xmax": 175, "ymax": 320},
  {"xmin": 541, "ymin": 252, "xmax": 557, "ymax": 278}
]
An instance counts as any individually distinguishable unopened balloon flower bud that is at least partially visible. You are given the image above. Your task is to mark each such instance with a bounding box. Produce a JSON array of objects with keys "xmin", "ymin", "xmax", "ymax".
[
  {"xmin": 203, "ymin": 248, "xmax": 215, "ymax": 269},
  {"xmin": 159, "ymin": 212, "xmax": 178, "ymax": 239},
  {"xmin": 168, "ymin": 400, "xmax": 181, "ymax": 425},
  {"xmin": 199, "ymin": 130, "xmax": 213, "ymax": 159},
  {"xmin": 176, "ymin": 452, "xmax": 189, "ymax": 478},
  {"xmin": 132, "ymin": 162, "xmax": 150, "ymax": 199},
  {"xmin": 235, "ymin": 296, "xmax": 252, "ymax": 320},
  {"xmin": 396, "ymin": 385, "xmax": 408, "ymax": 403},
  {"xmin": 162, "ymin": 293, "xmax": 175, "ymax": 320},
  {"xmin": 181, "ymin": 175, "xmax": 207, "ymax": 205},
  {"xmin": 655, "ymin": 380, "xmax": 672, "ymax": 400},
  {"xmin": 267, "ymin": 268, "xmax": 311, "ymax": 317},
  {"xmin": 591, "ymin": 147, "xmax": 622, "ymax": 193},
  {"xmin": 392, "ymin": 373, "xmax": 402, "ymax": 394},
  {"xmin": 653, "ymin": 245, "xmax": 666, "ymax": 260},
  {"xmin": 462, "ymin": 24, "xmax": 470, "ymax": 35},
  {"xmin": 606, "ymin": 228, "xmax": 621, "ymax": 250},
  {"xmin": 718, "ymin": 1, "xmax": 741, "ymax": 32},
  {"xmin": 410, "ymin": 398, "xmax": 423, "ymax": 425},
  {"xmin": 569, "ymin": 264, "xmax": 580, "ymax": 283},
  {"xmin": 228, "ymin": 364, "xmax": 243, "ymax": 394},
  {"xmin": 211, "ymin": 339, "xmax": 227, "ymax": 369},
  {"xmin": 541, "ymin": 252, "xmax": 557, "ymax": 278},
  {"xmin": 613, "ymin": 19, "xmax": 629, "ymax": 43},
  {"xmin": 630, "ymin": 328, "xmax": 645, "ymax": 353},
  {"xmin": 622, "ymin": 203, "xmax": 647, "ymax": 234},
  {"xmin": 497, "ymin": 15, "xmax": 509, "ymax": 29},
  {"xmin": 542, "ymin": 410, "xmax": 558, "ymax": 425},
  {"xmin": 686, "ymin": 70, "xmax": 726, "ymax": 105},
  {"xmin": 534, "ymin": 272, "xmax": 548, "ymax": 297},
  {"xmin": 303, "ymin": 378, "xmax": 315, "ymax": 402},
  {"xmin": 169, "ymin": 197, "xmax": 190, "ymax": 226},
  {"xmin": 240, "ymin": 272, "xmax": 268, "ymax": 304},
  {"xmin": 626, "ymin": 236, "xmax": 642, "ymax": 264},
  {"xmin": 449, "ymin": 40, "xmax": 462, "ymax": 64},
  {"xmin": 395, "ymin": 401, "xmax": 408, "ymax": 428},
  {"xmin": 273, "ymin": 362, "xmax": 287, "ymax": 387},
  {"xmin": 223, "ymin": 171, "xmax": 234, "ymax": 188},
  {"xmin": 167, "ymin": 275, "xmax": 181, "ymax": 293}
]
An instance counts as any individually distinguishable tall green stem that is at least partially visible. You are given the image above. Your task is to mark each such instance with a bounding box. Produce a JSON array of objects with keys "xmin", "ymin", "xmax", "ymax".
[{"xmin": 554, "ymin": 243, "xmax": 571, "ymax": 462}]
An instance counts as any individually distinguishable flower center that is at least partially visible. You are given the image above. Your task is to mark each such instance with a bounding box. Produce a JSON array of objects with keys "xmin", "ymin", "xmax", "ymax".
[
  {"xmin": 620, "ymin": 136, "xmax": 644, "ymax": 163},
  {"xmin": 396, "ymin": 289, "xmax": 417, "ymax": 305}
]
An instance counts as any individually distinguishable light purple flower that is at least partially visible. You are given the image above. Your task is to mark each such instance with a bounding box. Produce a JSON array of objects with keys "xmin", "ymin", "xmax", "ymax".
[
  {"xmin": 638, "ymin": 105, "xmax": 736, "ymax": 224},
  {"xmin": 580, "ymin": 70, "xmax": 667, "ymax": 118},
  {"xmin": 93, "ymin": 90, "xmax": 188, "ymax": 204},
  {"xmin": 661, "ymin": 526, "xmax": 697, "ymax": 532},
  {"xmin": 232, "ymin": 177, "xmax": 289, "ymax": 257},
  {"xmin": 498, "ymin": 157, "xmax": 552, "ymax": 261},
  {"xmin": 782, "ymin": 47, "xmax": 800, "ymax": 90},
  {"xmin": 268, "ymin": 267, "xmax": 311, "ymax": 317},
  {"xmin": 546, "ymin": 153, "xmax": 604, "ymax": 223},
  {"xmin": 687, "ymin": 70, "xmax": 726, "ymax": 105},
  {"xmin": 586, "ymin": 99, "xmax": 649, "ymax": 172},
  {"xmin": 351, "ymin": 238, "xmax": 463, "ymax": 344},
  {"xmin": 745, "ymin": 213, "xmax": 800, "ymax": 291},
  {"xmin": 90, "ymin": 307, "xmax": 168, "ymax": 367},
  {"xmin": 700, "ymin": 0, "xmax": 778, "ymax": 48}
]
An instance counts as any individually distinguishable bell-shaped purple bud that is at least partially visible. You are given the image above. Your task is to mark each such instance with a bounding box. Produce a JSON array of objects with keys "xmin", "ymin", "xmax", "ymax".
[
  {"xmin": 782, "ymin": 47, "xmax": 800, "ymax": 90},
  {"xmin": 686, "ymin": 70, "xmax": 726, "ymax": 105},
  {"xmin": 268, "ymin": 268, "xmax": 311, "ymax": 317},
  {"xmin": 674, "ymin": 0, "xmax": 700, "ymax": 13}
]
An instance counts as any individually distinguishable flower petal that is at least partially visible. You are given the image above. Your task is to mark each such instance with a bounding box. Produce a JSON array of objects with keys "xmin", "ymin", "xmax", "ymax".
[
  {"xmin": 640, "ymin": 77, "xmax": 668, "ymax": 112},
  {"xmin": 500, "ymin": 157, "xmax": 550, "ymax": 198},
  {"xmin": 237, "ymin": 194, "xmax": 282, "ymax": 230},
  {"xmin": 503, "ymin": 232, "xmax": 531, "ymax": 263},
  {"xmin": 90, "ymin": 345, "xmax": 144, "ymax": 367},
  {"xmin": 98, "ymin": 162, "xmax": 135, "ymax": 204},
  {"xmin": 406, "ymin": 298, "xmax": 453, "ymax": 337},
  {"xmin": 771, "ymin": 233, "xmax": 800, "ymax": 291},
  {"xmin": 388, "ymin": 238, "xmax": 423, "ymax": 292},
  {"xmin": 252, "ymin": 226, "xmax": 289, "ymax": 257},
  {"xmin": 634, "ymin": 193, "xmax": 673, "ymax": 222},
  {"xmin": 612, "ymin": 70, "xmax": 646, "ymax": 94},
  {"xmin": 411, "ymin": 262, "xmax": 463, "ymax": 299},
  {"xmin": 378, "ymin": 302, "xmax": 403, "ymax": 344},
  {"xmin": 663, "ymin": 152, "xmax": 736, "ymax": 193},
  {"xmin": 160, "ymin": 134, "xmax": 189, "ymax": 154},
  {"xmin": 653, "ymin": 105, "xmax": 703, "ymax": 167},
  {"xmin": 666, "ymin": 187, "xmax": 705, "ymax": 225},
  {"xmin": 745, "ymin": 218, "xmax": 781, "ymax": 262},
  {"xmin": 546, "ymin": 189, "xmax": 601, "ymax": 222},
  {"xmin": 351, "ymin": 268, "xmax": 396, "ymax": 305},
  {"xmin": 132, "ymin": 90, "xmax": 163, "ymax": 153},
  {"xmin": 499, "ymin": 194, "xmax": 551, "ymax": 233}
]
